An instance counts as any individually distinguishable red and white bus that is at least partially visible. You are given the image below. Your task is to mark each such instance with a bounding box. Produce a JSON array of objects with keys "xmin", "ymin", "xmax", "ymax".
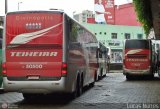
[
  {"xmin": 2, "ymin": 10, "xmax": 99, "ymax": 99},
  {"xmin": 84, "ymin": 42, "xmax": 108, "ymax": 81},
  {"xmin": 97, "ymin": 42, "xmax": 108, "ymax": 80},
  {"xmin": 123, "ymin": 39, "xmax": 156, "ymax": 79}
]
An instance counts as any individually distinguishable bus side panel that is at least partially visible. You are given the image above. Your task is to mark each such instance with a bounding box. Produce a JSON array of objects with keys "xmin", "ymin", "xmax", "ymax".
[{"xmin": 65, "ymin": 16, "xmax": 97, "ymax": 90}]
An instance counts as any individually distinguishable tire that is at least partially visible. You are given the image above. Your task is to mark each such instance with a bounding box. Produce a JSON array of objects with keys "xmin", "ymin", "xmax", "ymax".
[
  {"xmin": 95, "ymin": 71, "xmax": 98, "ymax": 82},
  {"xmin": 77, "ymin": 75, "xmax": 83, "ymax": 97},
  {"xmin": 126, "ymin": 75, "xmax": 132, "ymax": 80},
  {"xmin": 70, "ymin": 75, "xmax": 82, "ymax": 99},
  {"xmin": 90, "ymin": 75, "xmax": 95, "ymax": 87},
  {"xmin": 103, "ymin": 68, "xmax": 107, "ymax": 77},
  {"xmin": 149, "ymin": 73, "xmax": 154, "ymax": 79},
  {"xmin": 158, "ymin": 72, "xmax": 160, "ymax": 77},
  {"xmin": 23, "ymin": 93, "xmax": 34, "ymax": 100},
  {"xmin": 158, "ymin": 68, "xmax": 160, "ymax": 77},
  {"xmin": 90, "ymin": 81, "xmax": 95, "ymax": 87},
  {"xmin": 98, "ymin": 68, "xmax": 103, "ymax": 80}
]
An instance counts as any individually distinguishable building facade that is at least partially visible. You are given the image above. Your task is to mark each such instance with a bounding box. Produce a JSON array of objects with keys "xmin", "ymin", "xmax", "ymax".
[
  {"xmin": 82, "ymin": 23, "xmax": 146, "ymax": 63},
  {"xmin": 73, "ymin": 3, "xmax": 141, "ymax": 26},
  {"xmin": 74, "ymin": 10, "xmax": 95, "ymax": 23},
  {"xmin": 73, "ymin": 3, "xmax": 145, "ymax": 64},
  {"xmin": 114, "ymin": 3, "xmax": 141, "ymax": 26}
]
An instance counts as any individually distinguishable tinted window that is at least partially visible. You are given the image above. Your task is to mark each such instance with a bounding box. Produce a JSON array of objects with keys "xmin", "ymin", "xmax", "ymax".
[{"xmin": 125, "ymin": 40, "xmax": 150, "ymax": 49}]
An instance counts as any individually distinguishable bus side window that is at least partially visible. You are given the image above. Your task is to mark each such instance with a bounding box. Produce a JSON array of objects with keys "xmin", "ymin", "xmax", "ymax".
[
  {"xmin": 99, "ymin": 50, "xmax": 102, "ymax": 58},
  {"xmin": 96, "ymin": 49, "xmax": 99, "ymax": 58}
]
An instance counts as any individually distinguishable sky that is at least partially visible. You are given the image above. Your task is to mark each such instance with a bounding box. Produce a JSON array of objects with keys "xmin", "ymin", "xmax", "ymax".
[{"xmin": 0, "ymin": 0, "xmax": 132, "ymax": 17}]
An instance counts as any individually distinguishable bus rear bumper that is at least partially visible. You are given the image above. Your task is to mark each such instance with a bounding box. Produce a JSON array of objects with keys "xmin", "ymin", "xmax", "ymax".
[
  {"xmin": 123, "ymin": 68, "xmax": 151, "ymax": 75},
  {"xmin": 3, "ymin": 77, "xmax": 69, "ymax": 94}
]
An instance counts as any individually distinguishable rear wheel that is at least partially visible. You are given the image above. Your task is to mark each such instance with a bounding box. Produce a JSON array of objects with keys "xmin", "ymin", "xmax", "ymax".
[
  {"xmin": 90, "ymin": 74, "xmax": 95, "ymax": 87},
  {"xmin": 95, "ymin": 71, "xmax": 98, "ymax": 81},
  {"xmin": 77, "ymin": 75, "xmax": 83, "ymax": 97},
  {"xmin": 158, "ymin": 71, "xmax": 160, "ymax": 77},
  {"xmin": 103, "ymin": 68, "xmax": 107, "ymax": 77},
  {"xmin": 90, "ymin": 81, "xmax": 95, "ymax": 87},
  {"xmin": 149, "ymin": 73, "xmax": 154, "ymax": 79},
  {"xmin": 23, "ymin": 93, "xmax": 34, "ymax": 100},
  {"xmin": 158, "ymin": 67, "xmax": 160, "ymax": 77},
  {"xmin": 70, "ymin": 75, "xmax": 83, "ymax": 99},
  {"xmin": 98, "ymin": 68, "xmax": 103, "ymax": 80},
  {"xmin": 126, "ymin": 75, "xmax": 132, "ymax": 80}
]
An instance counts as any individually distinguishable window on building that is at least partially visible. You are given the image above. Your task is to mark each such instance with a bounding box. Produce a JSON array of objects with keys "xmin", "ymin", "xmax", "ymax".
[
  {"xmin": 88, "ymin": 14, "xmax": 91, "ymax": 17},
  {"xmin": 82, "ymin": 16, "xmax": 86, "ymax": 19},
  {"xmin": 125, "ymin": 33, "xmax": 130, "ymax": 39},
  {"xmin": 104, "ymin": 32, "xmax": 107, "ymax": 35},
  {"xmin": 82, "ymin": 20, "xmax": 86, "ymax": 22},
  {"xmin": 137, "ymin": 34, "xmax": 143, "ymax": 39},
  {"xmin": 99, "ymin": 32, "xmax": 102, "ymax": 34},
  {"xmin": 111, "ymin": 33, "xmax": 117, "ymax": 39},
  {"xmin": 95, "ymin": 33, "xmax": 97, "ymax": 35}
]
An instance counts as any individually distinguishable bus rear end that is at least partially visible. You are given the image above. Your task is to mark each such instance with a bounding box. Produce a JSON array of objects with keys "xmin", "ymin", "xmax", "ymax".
[
  {"xmin": 3, "ymin": 11, "xmax": 66, "ymax": 94},
  {"xmin": 123, "ymin": 40, "xmax": 152, "ymax": 78}
]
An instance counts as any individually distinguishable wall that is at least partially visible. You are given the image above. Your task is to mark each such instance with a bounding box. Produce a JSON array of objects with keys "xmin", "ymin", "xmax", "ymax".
[{"xmin": 114, "ymin": 3, "xmax": 141, "ymax": 26}]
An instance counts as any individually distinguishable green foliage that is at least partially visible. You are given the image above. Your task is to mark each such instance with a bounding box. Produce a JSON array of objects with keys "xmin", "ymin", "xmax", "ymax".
[{"xmin": 133, "ymin": 0, "xmax": 153, "ymax": 36}]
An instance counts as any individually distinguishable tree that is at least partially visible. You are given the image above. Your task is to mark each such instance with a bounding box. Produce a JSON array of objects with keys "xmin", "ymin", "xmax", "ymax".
[{"xmin": 133, "ymin": 0, "xmax": 153, "ymax": 36}]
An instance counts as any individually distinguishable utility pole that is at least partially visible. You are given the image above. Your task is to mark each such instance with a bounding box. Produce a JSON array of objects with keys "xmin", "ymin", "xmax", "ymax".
[
  {"xmin": 18, "ymin": 2, "xmax": 23, "ymax": 11},
  {"xmin": 5, "ymin": 0, "xmax": 8, "ymax": 14}
]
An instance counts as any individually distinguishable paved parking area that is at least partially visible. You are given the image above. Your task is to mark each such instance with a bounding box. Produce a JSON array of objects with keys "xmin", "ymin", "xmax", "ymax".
[{"xmin": 1, "ymin": 72, "xmax": 160, "ymax": 109}]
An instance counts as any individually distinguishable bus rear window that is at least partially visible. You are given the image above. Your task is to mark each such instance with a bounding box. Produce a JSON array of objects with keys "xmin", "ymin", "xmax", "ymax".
[{"xmin": 125, "ymin": 40, "xmax": 150, "ymax": 49}]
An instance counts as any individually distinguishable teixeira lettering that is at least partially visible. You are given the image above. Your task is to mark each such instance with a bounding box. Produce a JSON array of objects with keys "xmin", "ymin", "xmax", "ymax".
[{"xmin": 10, "ymin": 52, "xmax": 58, "ymax": 57}]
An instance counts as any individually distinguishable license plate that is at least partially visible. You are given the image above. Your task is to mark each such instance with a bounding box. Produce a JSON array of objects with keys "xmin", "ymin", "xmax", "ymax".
[{"xmin": 28, "ymin": 76, "xmax": 39, "ymax": 80}]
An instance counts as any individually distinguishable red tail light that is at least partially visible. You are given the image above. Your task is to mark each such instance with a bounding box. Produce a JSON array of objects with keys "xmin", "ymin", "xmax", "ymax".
[
  {"xmin": 61, "ymin": 63, "xmax": 67, "ymax": 76},
  {"xmin": 2, "ymin": 63, "xmax": 6, "ymax": 69},
  {"xmin": 2, "ymin": 70, "xmax": 7, "ymax": 75},
  {"xmin": 2, "ymin": 63, "xmax": 7, "ymax": 75}
]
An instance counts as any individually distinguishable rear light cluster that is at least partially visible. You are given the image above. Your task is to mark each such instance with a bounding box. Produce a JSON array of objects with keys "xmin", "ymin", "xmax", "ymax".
[
  {"xmin": 61, "ymin": 63, "xmax": 67, "ymax": 77},
  {"xmin": 2, "ymin": 62, "xmax": 7, "ymax": 75}
]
